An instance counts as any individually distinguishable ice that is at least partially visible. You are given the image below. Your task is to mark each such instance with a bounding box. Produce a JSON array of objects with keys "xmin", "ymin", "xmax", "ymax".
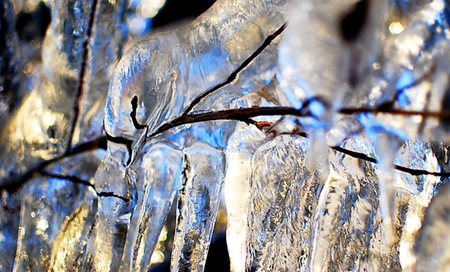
[
  {"xmin": 246, "ymin": 134, "xmax": 319, "ymax": 271},
  {"xmin": 44, "ymin": 151, "xmax": 105, "ymax": 184},
  {"xmin": 396, "ymin": 140, "xmax": 441, "ymax": 269},
  {"xmin": 105, "ymin": 0, "xmax": 288, "ymax": 141},
  {"xmin": 0, "ymin": 0, "xmax": 21, "ymax": 130},
  {"xmin": 95, "ymin": 0, "xmax": 289, "ymax": 269},
  {"xmin": 224, "ymin": 123, "xmax": 266, "ymax": 272},
  {"xmin": 12, "ymin": 175, "xmax": 97, "ymax": 271},
  {"xmin": 373, "ymin": 132, "xmax": 403, "ymax": 245},
  {"xmin": 0, "ymin": 0, "xmax": 127, "ymax": 268},
  {"xmin": 0, "ymin": 190, "xmax": 20, "ymax": 271},
  {"xmin": 3, "ymin": 0, "xmax": 450, "ymax": 271},
  {"xmin": 236, "ymin": 130, "xmax": 441, "ymax": 271},
  {"xmin": 170, "ymin": 142, "xmax": 225, "ymax": 271},
  {"xmin": 307, "ymin": 136, "xmax": 440, "ymax": 271},
  {"xmin": 70, "ymin": 0, "xmax": 128, "ymax": 145},
  {"xmin": 414, "ymin": 181, "xmax": 450, "ymax": 270},
  {"xmin": 0, "ymin": 0, "xmax": 126, "ymax": 186},
  {"xmin": 276, "ymin": 0, "xmax": 388, "ymax": 180},
  {"xmin": 130, "ymin": 142, "xmax": 182, "ymax": 271}
]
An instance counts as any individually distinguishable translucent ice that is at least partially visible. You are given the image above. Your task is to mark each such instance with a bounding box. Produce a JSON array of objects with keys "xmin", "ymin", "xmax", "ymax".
[
  {"xmin": 0, "ymin": 0, "xmax": 127, "ymax": 187},
  {"xmin": 130, "ymin": 142, "xmax": 182, "ymax": 271},
  {"xmin": 0, "ymin": 0, "xmax": 21, "ymax": 130},
  {"xmin": 224, "ymin": 123, "xmax": 266, "ymax": 272},
  {"xmin": 96, "ymin": 0, "xmax": 289, "ymax": 270},
  {"xmin": 3, "ymin": 0, "xmax": 450, "ymax": 271},
  {"xmin": 0, "ymin": 0, "xmax": 127, "ymax": 270},
  {"xmin": 12, "ymin": 176, "xmax": 97, "ymax": 271}
]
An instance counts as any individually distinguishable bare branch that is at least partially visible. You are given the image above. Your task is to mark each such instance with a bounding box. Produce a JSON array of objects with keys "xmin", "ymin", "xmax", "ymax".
[{"xmin": 148, "ymin": 105, "xmax": 450, "ymax": 178}]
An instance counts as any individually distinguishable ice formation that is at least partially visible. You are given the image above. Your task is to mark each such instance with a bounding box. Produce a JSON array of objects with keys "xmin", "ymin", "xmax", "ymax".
[{"xmin": 1, "ymin": 0, "xmax": 450, "ymax": 271}]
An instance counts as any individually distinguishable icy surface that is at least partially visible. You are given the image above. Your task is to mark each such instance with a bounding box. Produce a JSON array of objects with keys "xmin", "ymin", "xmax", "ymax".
[
  {"xmin": 3, "ymin": 0, "xmax": 450, "ymax": 271},
  {"xmin": 0, "ymin": 0, "xmax": 127, "ymax": 186}
]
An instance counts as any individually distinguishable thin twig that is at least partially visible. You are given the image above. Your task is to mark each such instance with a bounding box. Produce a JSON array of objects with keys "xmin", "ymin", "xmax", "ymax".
[
  {"xmin": 331, "ymin": 146, "xmax": 450, "ymax": 177},
  {"xmin": 182, "ymin": 23, "xmax": 287, "ymax": 116}
]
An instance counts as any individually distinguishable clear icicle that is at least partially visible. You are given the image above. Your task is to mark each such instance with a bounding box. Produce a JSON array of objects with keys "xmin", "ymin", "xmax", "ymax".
[
  {"xmin": 276, "ymin": 0, "xmax": 389, "ymax": 180},
  {"xmin": 246, "ymin": 134, "xmax": 319, "ymax": 271},
  {"xmin": 309, "ymin": 136, "xmax": 394, "ymax": 271},
  {"xmin": 375, "ymin": 132, "xmax": 403, "ymax": 245},
  {"xmin": 12, "ymin": 176, "xmax": 97, "ymax": 271},
  {"xmin": 395, "ymin": 139, "xmax": 441, "ymax": 270},
  {"xmin": 88, "ymin": 146, "xmax": 137, "ymax": 271},
  {"xmin": 70, "ymin": 0, "xmax": 128, "ymax": 145},
  {"xmin": 87, "ymin": 197, "xmax": 128, "ymax": 272},
  {"xmin": 131, "ymin": 142, "xmax": 183, "ymax": 272},
  {"xmin": 170, "ymin": 142, "xmax": 225, "ymax": 272},
  {"xmin": 224, "ymin": 123, "xmax": 266, "ymax": 272}
]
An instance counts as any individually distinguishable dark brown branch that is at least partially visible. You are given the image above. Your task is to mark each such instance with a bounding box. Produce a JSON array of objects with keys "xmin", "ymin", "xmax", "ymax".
[
  {"xmin": 331, "ymin": 146, "xmax": 450, "ymax": 177},
  {"xmin": 130, "ymin": 95, "xmax": 147, "ymax": 129},
  {"xmin": 38, "ymin": 170, "xmax": 94, "ymax": 188},
  {"xmin": 39, "ymin": 170, "xmax": 131, "ymax": 201},
  {"xmin": 148, "ymin": 107, "xmax": 298, "ymax": 138},
  {"xmin": 150, "ymin": 105, "xmax": 450, "ymax": 139},
  {"xmin": 339, "ymin": 107, "xmax": 450, "ymax": 119},
  {"xmin": 67, "ymin": 0, "xmax": 100, "ymax": 152},
  {"xmin": 148, "ymin": 106, "xmax": 450, "ymax": 178},
  {"xmin": 97, "ymin": 191, "xmax": 130, "ymax": 202},
  {"xmin": 0, "ymin": 136, "xmax": 107, "ymax": 193}
]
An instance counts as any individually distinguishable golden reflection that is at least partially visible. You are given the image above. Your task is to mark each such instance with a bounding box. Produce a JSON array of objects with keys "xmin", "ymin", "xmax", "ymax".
[
  {"xmin": 150, "ymin": 225, "xmax": 168, "ymax": 265},
  {"xmin": 51, "ymin": 207, "xmax": 90, "ymax": 271},
  {"xmin": 138, "ymin": 0, "xmax": 166, "ymax": 18},
  {"xmin": 389, "ymin": 21, "xmax": 405, "ymax": 35}
]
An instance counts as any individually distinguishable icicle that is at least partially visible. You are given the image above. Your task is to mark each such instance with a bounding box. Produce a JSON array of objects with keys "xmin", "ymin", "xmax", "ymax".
[
  {"xmin": 245, "ymin": 134, "xmax": 319, "ymax": 271},
  {"xmin": 395, "ymin": 139, "xmax": 440, "ymax": 270},
  {"xmin": 276, "ymin": 0, "xmax": 389, "ymax": 181},
  {"xmin": 170, "ymin": 142, "xmax": 225, "ymax": 272},
  {"xmin": 12, "ymin": 176, "xmax": 97, "ymax": 271},
  {"xmin": 308, "ymin": 136, "xmax": 398, "ymax": 271},
  {"xmin": 130, "ymin": 142, "xmax": 183, "ymax": 272},
  {"xmin": 309, "ymin": 168, "xmax": 348, "ymax": 271},
  {"xmin": 374, "ymin": 132, "xmax": 403, "ymax": 245},
  {"xmin": 88, "ymin": 145, "xmax": 137, "ymax": 271},
  {"xmin": 224, "ymin": 123, "xmax": 266, "ymax": 272}
]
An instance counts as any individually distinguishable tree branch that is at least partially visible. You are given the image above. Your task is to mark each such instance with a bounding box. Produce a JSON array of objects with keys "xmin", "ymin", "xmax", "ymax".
[{"xmin": 149, "ymin": 105, "xmax": 450, "ymax": 178}]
